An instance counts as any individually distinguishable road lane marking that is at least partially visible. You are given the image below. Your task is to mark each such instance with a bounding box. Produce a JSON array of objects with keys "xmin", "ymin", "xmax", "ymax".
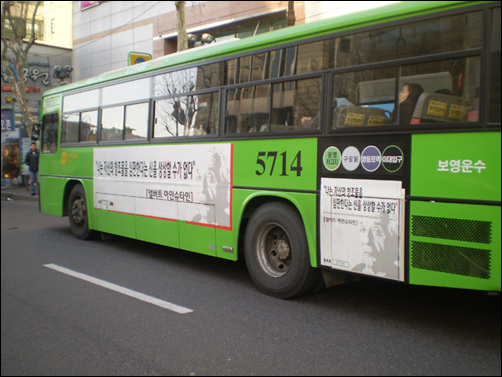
[{"xmin": 44, "ymin": 263, "xmax": 193, "ymax": 314}]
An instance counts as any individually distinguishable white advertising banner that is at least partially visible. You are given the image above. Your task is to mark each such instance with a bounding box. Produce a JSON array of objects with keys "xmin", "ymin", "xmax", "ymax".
[
  {"xmin": 94, "ymin": 144, "xmax": 232, "ymax": 229},
  {"xmin": 320, "ymin": 178, "xmax": 405, "ymax": 281}
]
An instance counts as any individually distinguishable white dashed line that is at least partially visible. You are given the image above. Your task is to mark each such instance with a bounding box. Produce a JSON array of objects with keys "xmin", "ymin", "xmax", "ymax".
[{"xmin": 44, "ymin": 263, "xmax": 193, "ymax": 314}]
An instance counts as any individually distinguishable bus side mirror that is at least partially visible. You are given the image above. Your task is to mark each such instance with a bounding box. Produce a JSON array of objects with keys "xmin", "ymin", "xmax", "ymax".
[{"xmin": 32, "ymin": 122, "xmax": 41, "ymax": 141}]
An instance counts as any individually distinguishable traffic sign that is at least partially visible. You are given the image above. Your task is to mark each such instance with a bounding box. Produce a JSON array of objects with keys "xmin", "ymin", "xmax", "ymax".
[{"xmin": 128, "ymin": 52, "xmax": 152, "ymax": 66}]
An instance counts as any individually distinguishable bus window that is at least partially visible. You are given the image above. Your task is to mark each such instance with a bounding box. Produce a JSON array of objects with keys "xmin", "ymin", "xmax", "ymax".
[
  {"xmin": 297, "ymin": 41, "xmax": 328, "ymax": 73},
  {"xmin": 63, "ymin": 89, "xmax": 99, "ymax": 113},
  {"xmin": 197, "ymin": 62, "xmax": 224, "ymax": 90},
  {"xmin": 283, "ymin": 46, "xmax": 297, "ymax": 77},
  {"xmin": 334, "ymin": 11, "xmax": 482, "ymax": 68},
  {"xmin": 402, "ymin": 57, "xmax": 480, "ymax": 124},
  {"xmin": 79, "ymin": 110, "xmax": 98, "ymax": 142},
  {"xmin": 332, "ymin": 56, "xmax": 481, "ymax": 128},
  {"xmin": 154, "ymin": 68, "xmax": 197, "ymax": 96},
  {"xmin": 189, "ymin": 92, "xmax": 218, "ymax": 136},
  {"xmin": 277, "ymin": 77, "xmax": 321, "ymax": 131},
  {"xmin": 41, "ymin": 113, "xmax": 58, "ymax": 153},
  {"xmin": 125, "ymin": 103, "xmax": 148, "ymax": 140},
  {"xmin": 269, "ymin": 49, "xmax": 282, "ymax": 78},
  {"xmin": 102, "ymin": 78, "xmax": 150, "ymax": 107},
  {"xmin": 154, "ymin": 92, "xmax": 218, "ymax": 137},
  {"xmin": 61, "ymin": 113, "xmax": 80, "ymax": 143},
  {"xmin": 411, "ymin": 92, "xmax": 469, "ymax": 124},
  {"xmin": 225, "ymin": 58, "xmax": 237, "ymax": 85},
  {"xmin": 251, "ymin": 53, "xmax": 268, "ymax": 82},
  {"xmin": 238, "ymin": 55, "xmax": 252, "ymax": 84},
  {"xmin": 154, "ymin": 98, "xmax": 187, "ymax": 137},
  {"xmin": 268, "ymin": 46, "xmax": 298, "ymax": 78},
  {"xmin": 101, "ymin": 106, "xmax": 124, "ymax": 141},
  {"xmin": 226, "ymin": 85, "xmax": 270, "ymax": 133},
  {"xmin": 332, "ymin": 67, "xmax": 395, "ymax": 128}
]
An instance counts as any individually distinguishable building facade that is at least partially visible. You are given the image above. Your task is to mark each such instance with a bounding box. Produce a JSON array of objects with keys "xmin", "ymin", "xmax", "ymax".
[
  {"xmin": 72, "ymin": 1, "xmax": 398, "ymax": 81},
  {"xmin": 1, "ymin": 1, "xmax": 73, "ymax": 186}
]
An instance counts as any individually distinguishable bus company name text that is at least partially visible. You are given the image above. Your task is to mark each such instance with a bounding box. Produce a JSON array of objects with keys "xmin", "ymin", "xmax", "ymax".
[{"xmin": 437, "ymin": 159, "xmax": 486, "ymax": 173}]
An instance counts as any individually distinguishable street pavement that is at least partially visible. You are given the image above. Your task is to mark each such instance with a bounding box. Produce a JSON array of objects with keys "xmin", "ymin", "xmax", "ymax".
[{"xmin": 1, "ymin": 185, "xmax": 39, "ymax": 202}]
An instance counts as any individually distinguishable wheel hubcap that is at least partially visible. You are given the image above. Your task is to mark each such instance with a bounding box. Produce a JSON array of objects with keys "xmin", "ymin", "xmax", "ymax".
[
  {"xmin": 257, "ymin": 224, "xmax": 292, "ymax": 278},
  {"xmin": 71, "ymin": 196, "xmax": 86, "ymax": 225}
]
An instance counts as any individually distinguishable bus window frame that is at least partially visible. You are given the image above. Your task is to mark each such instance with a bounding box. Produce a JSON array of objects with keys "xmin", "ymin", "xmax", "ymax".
[
  {"xmin": 41, "ymin": 112, "xmax": 60, "ymax": 154},
  {"xmin": 224, "ymin": 72, "xmax": 325, "ymax": 136},
  {"xmin": 325, "ymin": 50, "xmax": 485, "ymax": 135},
  {"xmin": 53, "ymin": 2, "xmax": 495, "ymax": 147}
]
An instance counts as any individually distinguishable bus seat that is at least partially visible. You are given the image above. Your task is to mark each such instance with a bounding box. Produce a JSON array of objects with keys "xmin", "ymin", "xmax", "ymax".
[
  {"xmin": 270, "ymin": 123, "xmax": 292, "ymax": 132},
  {"xmin": 333, "ymin": 105, "xmax": 390, "ymax": 128},
  {"xmin": 411, "ymin": 92, "xmax": 470, "ymax": 124},
  {"xmin": 254, "ymin": 123, "xmax": 294, "ymax": 132}
]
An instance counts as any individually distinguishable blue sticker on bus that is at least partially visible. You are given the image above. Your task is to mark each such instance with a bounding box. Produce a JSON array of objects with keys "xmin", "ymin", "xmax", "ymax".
[{"xmin": 361, "ymin": 145, "xmax": 381, "ymax": 172}]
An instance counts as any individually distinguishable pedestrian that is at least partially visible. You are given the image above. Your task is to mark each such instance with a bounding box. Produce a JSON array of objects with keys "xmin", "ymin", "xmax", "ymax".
[{"xmin": 24, "ymin": 142, "xmax": 39, "ymax": 195}]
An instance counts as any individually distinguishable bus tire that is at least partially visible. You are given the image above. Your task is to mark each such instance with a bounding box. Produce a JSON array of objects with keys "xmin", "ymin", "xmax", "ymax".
[
  {"xmin": 244, "ymin": 202, "xmax": 321, "ymax": 298},
  {"xmin": 68, "ymin": 184, "xmax": 96, "ymax": 240}
]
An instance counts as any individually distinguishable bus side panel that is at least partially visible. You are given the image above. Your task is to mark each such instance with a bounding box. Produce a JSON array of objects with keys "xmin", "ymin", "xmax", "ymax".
[
  {"xmin": 91, "ymin": 208, "xmax": 135, "ymax": 239},
  {"xmin": 216, "ymin": 224, "xmax": 238, "ymax": 261},
  {"xmin": 179, "ymin": 221, "xmax": 216, "ymax": 257},
  {"xmin": 410, "ymin": 132, "xmax": 501, "ymax": 202},
  {"xmin": 232, "ymin": 138, "xmax": 318, "ymax": 192},
  {"xmin": 39, "ymin": 146, "xmax": 95, "ymax": 217},
  {"xmin": 409, "ymin": 201, "xmax": 501, "ymax": 291},
  {"xmin": 136, "ymin": 216, "xmax": 180, "ymax": 249},
  {"xmin": 231, "ymin": 138, "xmax": 318, "ymax": 266},
  {"xmin": 39, "ymin": 176, "xmax": 66, "ymax": 216},
  {"xmin": 410, "ymin": 132, "xmax": 501, "ymax": 291}
]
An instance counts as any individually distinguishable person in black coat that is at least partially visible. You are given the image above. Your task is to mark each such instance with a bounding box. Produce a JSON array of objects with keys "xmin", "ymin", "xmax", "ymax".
[{"xmin": 24, "ymin": 142, "xmax": 39, "ymax": 195}]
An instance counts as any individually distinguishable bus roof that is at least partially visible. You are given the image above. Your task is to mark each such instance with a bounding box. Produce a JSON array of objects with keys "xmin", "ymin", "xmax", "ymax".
[{"xmin": 43, "ymin": 1, "xmax": 485, "ymax": 97}]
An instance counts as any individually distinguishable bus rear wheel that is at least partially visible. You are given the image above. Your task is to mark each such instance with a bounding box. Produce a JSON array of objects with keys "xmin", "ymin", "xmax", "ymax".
[
  {"xmin": 68, "ymin": 184, "xmax": 96, "ymax": 240},
  {"xmin": 244, "ymin": 202, "xmax": 321, "ymax": 298}
]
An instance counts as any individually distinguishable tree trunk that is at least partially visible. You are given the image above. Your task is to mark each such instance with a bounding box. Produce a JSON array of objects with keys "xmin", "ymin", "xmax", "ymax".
[
  {"xmin": 287, "ymin": 1, "xmax": 296, "ymax": 27},
  {"xmin": 175, "ymin": 1, "xmax": 187, "ymax": 51},
  {"xmin": 1, "ymin": 1, "xmax": 41, "ymax": 138}
]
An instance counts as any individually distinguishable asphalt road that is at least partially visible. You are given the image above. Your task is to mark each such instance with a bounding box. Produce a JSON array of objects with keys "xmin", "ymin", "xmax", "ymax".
[{"xmin": 1, "ymin": 197, "xmax": 501, "ymax": 376}]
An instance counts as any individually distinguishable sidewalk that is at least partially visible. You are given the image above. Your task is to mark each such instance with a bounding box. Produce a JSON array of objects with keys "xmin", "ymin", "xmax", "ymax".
[{"xmin": 1, "ymin": 185, "xmax": 39, "ymax": 202}]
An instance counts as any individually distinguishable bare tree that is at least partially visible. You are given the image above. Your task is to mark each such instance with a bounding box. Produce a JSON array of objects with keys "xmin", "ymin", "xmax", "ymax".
[
  {"xmin": 1, "ymin": 1, "xmax": 41, "ymax": 138},
  {"xmin": 175, "ymin": 1, "xmax": 187, "ymax": 52}
]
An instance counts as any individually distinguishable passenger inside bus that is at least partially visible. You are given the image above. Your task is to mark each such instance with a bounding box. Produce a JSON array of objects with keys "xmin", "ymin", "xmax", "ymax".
[
  {"xmin": 393, "ymin": 83, "xmax": 424, "ymax": 124},
  {"xmin": 300, "ymin": 114, "xmax": 319, "ymax": 128}
]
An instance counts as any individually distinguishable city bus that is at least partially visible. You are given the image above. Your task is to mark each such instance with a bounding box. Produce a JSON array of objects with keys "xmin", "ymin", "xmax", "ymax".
[{"xmin": 36, "ymin": 1, "xmax": 501, "ymax": 298}]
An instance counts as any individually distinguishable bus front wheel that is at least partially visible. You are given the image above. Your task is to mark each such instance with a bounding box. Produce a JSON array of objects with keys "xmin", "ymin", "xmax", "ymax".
[
  {"xmin": 244, "ymin": 202, "xmax": 321, "ymax": 298},
  {"xmin": 68, "ymin": 184, "xmax": 96, "ymax": 240}
]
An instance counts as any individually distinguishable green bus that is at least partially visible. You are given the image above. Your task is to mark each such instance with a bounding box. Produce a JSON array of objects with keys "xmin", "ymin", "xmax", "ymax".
[{"xmin": 37, "ymin": 1, "xmax": 501, "ymax": 298}]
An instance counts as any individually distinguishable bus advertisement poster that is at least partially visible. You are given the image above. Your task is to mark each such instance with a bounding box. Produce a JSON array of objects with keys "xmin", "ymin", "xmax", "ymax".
[
  {"xmin": 320, "ymin": 178, "xmax": 405, "ymax": 281},
  {"xmin": 93, "ymin": 143, "xmax": 232, "ymax": 229}
]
